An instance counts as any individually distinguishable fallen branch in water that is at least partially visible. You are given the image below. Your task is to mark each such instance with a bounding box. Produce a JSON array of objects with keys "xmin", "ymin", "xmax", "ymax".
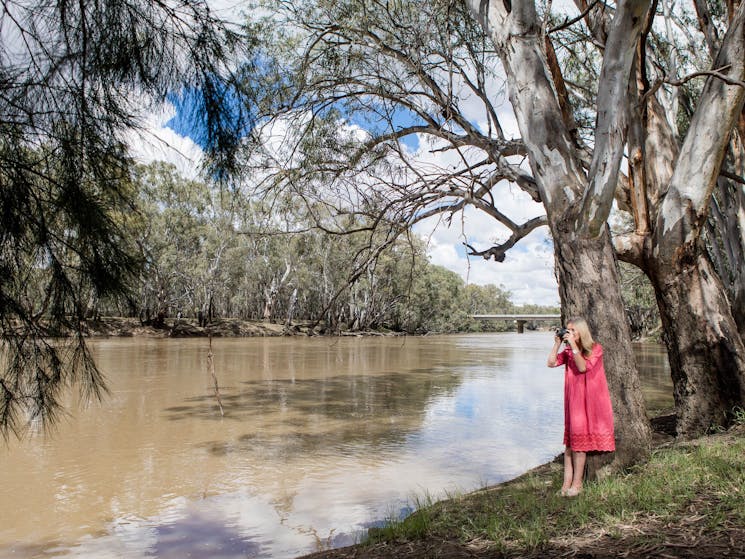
[{"xmin": 207, "ymin": 336, "xmax": 224, "ymax": 417}]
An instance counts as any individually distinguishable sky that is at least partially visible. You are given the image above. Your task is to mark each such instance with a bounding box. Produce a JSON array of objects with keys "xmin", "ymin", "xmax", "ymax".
[{"xmin": 128, "ymin": 2, "xmax": 561, "ymax": 308}]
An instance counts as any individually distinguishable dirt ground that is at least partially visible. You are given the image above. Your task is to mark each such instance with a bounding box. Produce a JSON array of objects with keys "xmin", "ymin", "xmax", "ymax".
[
  {"xmin": 299, "ymin": 508, "xmax": 745, "ymax": 559},
  {"xmin": 300, "ymin": 521, "xmax": 745, "ymax": 559},
  {"xmin": 300, "ymin": 419, "xmax": 745, "ymax": 559}
]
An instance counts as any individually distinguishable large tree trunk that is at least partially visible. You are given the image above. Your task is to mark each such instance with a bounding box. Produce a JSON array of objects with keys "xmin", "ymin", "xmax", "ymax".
[
  {"xmin": 554, "ymin": 220, "xmax": 652, "ymax": 474},
  {"xmin": 465, "ymin": 0, "xmax": 653, "ymax": 471},
  {"xmin": 614, "ymin": 0, "xmax": 745, "ymax": 437},
  {"xmin": 707, "ymin": 175, "xmax": 745, "ymax": 339},
  {"xmin": 706, "ymin": 135, "xmax": 745, "ymax": 339},
  {"xmin": 646, "ymin": 245, "xmax": 745, "ymax": 436},
  {"xmin": 650, "ymin": 1, "xmax": 745, "ymax": 433}
]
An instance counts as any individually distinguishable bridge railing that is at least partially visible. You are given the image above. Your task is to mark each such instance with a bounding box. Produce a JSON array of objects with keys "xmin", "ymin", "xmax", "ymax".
[{"xmin": 470, "ymin": 314, "xmax": 561, "ymax": 333}]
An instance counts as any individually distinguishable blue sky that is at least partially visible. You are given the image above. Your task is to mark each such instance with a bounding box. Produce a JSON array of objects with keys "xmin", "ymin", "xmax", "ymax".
[{"xmin": 346, "ymin": 106, "xmax": 421, "ymax": 152}]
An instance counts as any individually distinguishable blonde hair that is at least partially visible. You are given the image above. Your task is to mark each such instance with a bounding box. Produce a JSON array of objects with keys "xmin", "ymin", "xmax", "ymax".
[{"xmin": 567, "ymin": 317, "xmax": 595, "ymax": 357}]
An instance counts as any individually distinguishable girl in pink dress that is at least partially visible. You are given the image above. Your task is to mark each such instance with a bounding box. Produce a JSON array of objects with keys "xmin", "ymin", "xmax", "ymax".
[{"xmin": 547, "ymin": 317, "xmax": 615, "ymax": 497}]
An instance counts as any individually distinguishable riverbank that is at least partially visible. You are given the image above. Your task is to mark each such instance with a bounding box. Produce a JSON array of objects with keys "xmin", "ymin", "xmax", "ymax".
[
  {"xmin": 300, "ymin": 415, "xmax": 745, "ymax": 559},
  {"xmin": 84, "ymin": 316, "xmax": 403, "ymax": 338},
  {"xmin": 83, "ymin": 316, "xmax": 515, "ymax": 338}
]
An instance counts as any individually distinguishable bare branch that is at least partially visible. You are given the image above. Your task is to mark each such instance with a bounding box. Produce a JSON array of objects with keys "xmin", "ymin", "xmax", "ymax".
[
  {"xmin": 643, "ymin": 66, "xmax": 745, "ymax": 104},
  {"xmin": 549, "ymin": 0, "xmax": 602, "ymax": 34},
  {"xmin": 720, "ymin": 169, "xmax": 745, "ymax": 185},
  {"xmin": 465, "ymin": 216, "xmax": 549, "ymax": 262},
  {"xmin": 691, "ymin": 0, "xmax": 722, "ymax": 58}
]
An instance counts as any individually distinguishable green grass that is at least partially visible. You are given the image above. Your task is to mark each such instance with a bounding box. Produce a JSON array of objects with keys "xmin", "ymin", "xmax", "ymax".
[{"xmin": 366, "ymin": 427, "xmax": 745, "ymax": 553}]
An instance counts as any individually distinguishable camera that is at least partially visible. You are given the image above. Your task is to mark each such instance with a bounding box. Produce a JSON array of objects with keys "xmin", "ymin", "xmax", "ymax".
[{"xmin": 556, "ymin": 327, "xmax": 569, "ymax": 339}]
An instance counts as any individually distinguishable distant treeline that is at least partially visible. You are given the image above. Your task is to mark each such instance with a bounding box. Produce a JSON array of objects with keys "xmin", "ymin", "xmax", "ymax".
[{"xmin": 74, "ymin": 161, "xmax": 567, "ymax": 334}]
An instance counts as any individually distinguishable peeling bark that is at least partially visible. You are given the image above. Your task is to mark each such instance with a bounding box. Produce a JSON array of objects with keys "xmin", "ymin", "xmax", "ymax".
[
  {"xmin": 580, "ymin": 0, "xmax": 652, "ymax": 237},
  {"xmin": 648, "ymin": 247, "xmax": 745, "ymax": 436}
]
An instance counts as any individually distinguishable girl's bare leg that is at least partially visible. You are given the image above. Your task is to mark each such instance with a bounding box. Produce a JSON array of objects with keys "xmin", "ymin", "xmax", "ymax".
[
  {"xmin": 571, "ymin": 451, "xmax": 587, "ymax": 491},
  {"xmin": 561, "ymin": 447, "xmax": 574, "ymax": 493}
]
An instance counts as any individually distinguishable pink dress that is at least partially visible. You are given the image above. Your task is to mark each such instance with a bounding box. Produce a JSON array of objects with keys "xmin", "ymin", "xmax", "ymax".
[{"xmin": 556, "ymin": 344, "xmax": 615, "ymax": 452}]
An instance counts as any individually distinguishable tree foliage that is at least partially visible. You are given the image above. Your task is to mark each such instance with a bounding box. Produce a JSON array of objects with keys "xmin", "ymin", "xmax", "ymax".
[
  {"xmin": 0, "ymin": 0, "xmax": 249, "ymax": 438},
  {"xmin": 106, "ymin": 162, "xmax": 536, "ymax": 334},
  {"xmin": 242, "ymin": 0, "xmax": 545, "ymax": 263}
]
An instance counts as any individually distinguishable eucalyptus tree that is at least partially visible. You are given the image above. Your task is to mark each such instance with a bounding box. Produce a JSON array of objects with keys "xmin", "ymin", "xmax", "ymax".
[
  {"xmin": 620, "ymin": 0, "xmax": 745, "ymax": 435},
  {"xmin": 404, "ymin": 264, "xmax": 473, "ymax": 332},
  {"xmin": 127, "ymin": 159, "xmax": 446, "ymax": 329},
  {"xmin": 246, "ymin": 0, "xmax": 651, "ymax": 470},
  {"xmin": 707, "ymin": 173, "xmax": 745, "ymax": 336},
  {"xmin": 544, "ymin": 0, "xmax": 745, "ymax": 435},
  {"xmin": 0, "ymin": 0, "xmax": 249, "ymax": 437},
  {"xmin": 693, "ymin": 0, "xmax": 745, "ymax": 337},
  {"xmin": 130, "ymin": 162, "xmax": 240, "ymax": 324},
  {"xmin": 234, "ymin": 208, "xmax": 435, "ymax": 329}
]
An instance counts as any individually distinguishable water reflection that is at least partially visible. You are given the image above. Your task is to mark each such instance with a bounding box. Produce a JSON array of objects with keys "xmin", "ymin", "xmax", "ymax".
[{"xmin": 0, "ymin": 333, "xmax": 671, "ymax": 558}]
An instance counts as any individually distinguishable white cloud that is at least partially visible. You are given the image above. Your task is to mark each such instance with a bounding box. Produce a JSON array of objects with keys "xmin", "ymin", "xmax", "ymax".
[
  {"xmin": 127, "ymin": 102, "xmax": 205, "ymax": 179},
  {"xmin": 416, "ymin": 215, "xmax": 558, "ymax": 307}
]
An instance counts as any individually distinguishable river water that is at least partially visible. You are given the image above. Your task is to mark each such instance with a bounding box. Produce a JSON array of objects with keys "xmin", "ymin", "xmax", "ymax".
[{"xmin": 0, "ymin": 333, "xmax": 671, "ymax": 559}]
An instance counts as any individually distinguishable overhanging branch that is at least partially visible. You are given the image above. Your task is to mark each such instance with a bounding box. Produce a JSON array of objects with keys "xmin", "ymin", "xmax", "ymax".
[{"xmin": 464, "ymin": 215, "xmax": 548, "ymax": 262}]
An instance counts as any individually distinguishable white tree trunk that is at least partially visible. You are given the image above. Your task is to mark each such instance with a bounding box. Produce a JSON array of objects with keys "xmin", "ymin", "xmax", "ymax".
[
  {"xmin": 615, "ymin": 0, "xmax": 745, "ymax": 436},
  {"xmin": 464, "ymin": 0, "xmax": 654, "ymax": 470}
]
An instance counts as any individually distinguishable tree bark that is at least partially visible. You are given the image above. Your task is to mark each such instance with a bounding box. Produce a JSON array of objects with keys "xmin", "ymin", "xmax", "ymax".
[
  {"xmin": 613, "ymin": 0, "xmax": 745, "ymax": 438},
  {"xmin": 647, "ymin": 246, "xmax": 745, "ymax": 435},
  {"xmin": 650, "ymin": 0, "xmax": 745, "ymax": 435},
  {"xmin": 708, "ymin": 173, "xmax": 745, "ymax": 339}
]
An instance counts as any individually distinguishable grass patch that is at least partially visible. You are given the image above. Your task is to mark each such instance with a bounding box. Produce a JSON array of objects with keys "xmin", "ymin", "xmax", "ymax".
[{"xmin": 365, "ymin": 427, "xmax": 745, "ymax": 554}]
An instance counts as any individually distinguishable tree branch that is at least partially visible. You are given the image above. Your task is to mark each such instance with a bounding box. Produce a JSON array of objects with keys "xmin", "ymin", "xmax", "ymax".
[
  {"xmin": 655, "ymin": 0, "xmax": 745, "ymax": 250},
  {"xmin": 720, "ymin": 169, "xmax": 745, "ymax": 185},
  {"xmin": 548, "ymin": 0, "xmax": 602, "ymax": 34},
  {"xmin": 579, "ymin": 0, "xmax": 651, "ymax": 238},
  {"xmin": 465, "ymin": 216, "xmax": 549, "ymax": 262},
  {"xmin": 642, "ymin": 66, "xmax": 745, "ymax": 105}
]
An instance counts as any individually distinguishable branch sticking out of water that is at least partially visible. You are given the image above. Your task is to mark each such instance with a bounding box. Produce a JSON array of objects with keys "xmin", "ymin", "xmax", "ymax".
[{"xmin": 207, "ymin": 336, "xmax": 224, "ymax": 417}]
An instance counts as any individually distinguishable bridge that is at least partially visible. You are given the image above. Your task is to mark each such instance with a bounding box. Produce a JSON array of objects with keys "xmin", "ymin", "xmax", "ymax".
[{"xmin": 471, "ymin": 314, "xmax": 561, "ymax": 333}]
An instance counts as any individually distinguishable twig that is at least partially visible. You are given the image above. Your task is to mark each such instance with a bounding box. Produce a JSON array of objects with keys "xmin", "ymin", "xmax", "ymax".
[
  {"xmin": 720, "ymin": 169, "xmax": 745, "ymax": 186},
  {"xmin": 207, "ymin": 336, "xmax": 224, "ymax": 417},
  {"xmin": 548, "ymin": 0, "xmax": 602, "ymax": 34},
  {"xmin": 642, "ymin": 65, "xmax": 745, "ymax": 104}
]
